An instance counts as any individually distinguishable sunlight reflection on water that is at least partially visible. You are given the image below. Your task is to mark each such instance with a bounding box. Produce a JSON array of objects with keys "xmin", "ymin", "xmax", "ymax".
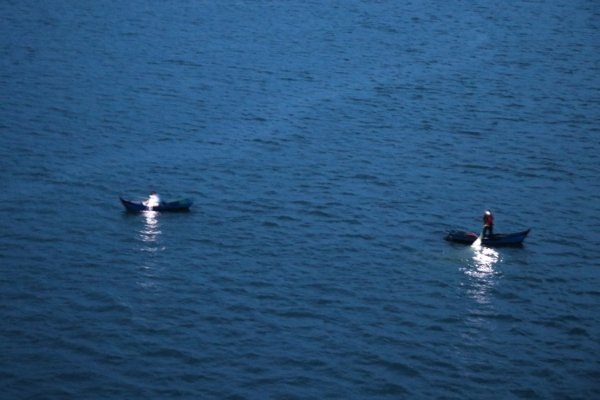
[
  {"xmin": 139, "ymin": 210, "xmax": 165, "ymax": 252},
  {"xmin": 137, "ymin": 210, "xmax": 165, "ymax": 290},
  {"xmin": 462, "ymin": 245, "xmax": 502, "ymax": 304}
]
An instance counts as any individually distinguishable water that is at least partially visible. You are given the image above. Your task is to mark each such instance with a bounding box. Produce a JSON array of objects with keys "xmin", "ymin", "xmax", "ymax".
[{"xmin": 1, "ymin": 1, "xmax": 599, "ymax": 398}]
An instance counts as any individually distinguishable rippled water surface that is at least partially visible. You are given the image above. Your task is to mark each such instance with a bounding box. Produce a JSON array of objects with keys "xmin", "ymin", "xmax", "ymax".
[{"xmin": 1, "ymin": 1, "xmax": 599, "ymax": 398}]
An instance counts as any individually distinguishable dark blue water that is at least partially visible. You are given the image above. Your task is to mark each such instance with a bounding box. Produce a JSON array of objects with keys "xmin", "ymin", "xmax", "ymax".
[{"xmin": 1, "ymin": 1, "xmax": 599, "ymax": 398}]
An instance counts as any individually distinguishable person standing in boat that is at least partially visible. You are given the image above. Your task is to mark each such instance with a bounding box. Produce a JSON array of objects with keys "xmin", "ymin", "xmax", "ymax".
[
  {"xmin": 482, "ymin": 210, "xmax": 494, "ymax": 238},
  {"xmin": 144, "ymin": 191, "xmax": 162, "ymax": 208}
]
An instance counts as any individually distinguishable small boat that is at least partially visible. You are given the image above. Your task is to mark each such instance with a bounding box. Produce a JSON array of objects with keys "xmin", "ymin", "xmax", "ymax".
[
  {"xmin": 120, "ymin": 197, "xmax": 193, "ymax": 212},
  {"xmin": 445, "ymin": 229, "xmax": 530, "ymax": 247}
]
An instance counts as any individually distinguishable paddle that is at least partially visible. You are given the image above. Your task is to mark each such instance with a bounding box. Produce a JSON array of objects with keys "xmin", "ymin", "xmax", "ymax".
[{"xmin": 471, "ymin": 228, "xmax": 484, "ymax": 247}]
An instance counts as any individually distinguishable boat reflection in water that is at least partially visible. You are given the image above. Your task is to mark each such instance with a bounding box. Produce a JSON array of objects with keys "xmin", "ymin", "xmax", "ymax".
[
  {"xmin": 463, "ymin": 243, "xmax": 502, "ymax": 305},
  {"xmin": 139, "ymin": 210, "xmax": 164, "ymax": 251},
  {"xmin": 135, "ymin": 210, "xmax": 166, "ymax": 290}
]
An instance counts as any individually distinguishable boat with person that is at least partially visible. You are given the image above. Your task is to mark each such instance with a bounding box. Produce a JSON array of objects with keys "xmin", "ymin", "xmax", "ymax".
[
  {"xmin": 120, "ymin": 197, "xmax": 193, "ymax": 212},
  {"xmin": 445, "ymin": 229, "xmax": 530, "ymax": 247}
]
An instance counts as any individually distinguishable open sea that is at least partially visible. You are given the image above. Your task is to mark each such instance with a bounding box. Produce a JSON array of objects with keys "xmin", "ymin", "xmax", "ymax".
[{"xmin": 1, "ymin": 1, "xmax": 599, "ymax": 399}]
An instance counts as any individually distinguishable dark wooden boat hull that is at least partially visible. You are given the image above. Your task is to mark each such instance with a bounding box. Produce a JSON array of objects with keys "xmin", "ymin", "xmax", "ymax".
[
  {"xmin": 445, "ymin": 229, "xmax": 530, "ymax": 246},
  {"xmin": 120, "ymin": 197, "xmax": 192, "ymax": 212}
]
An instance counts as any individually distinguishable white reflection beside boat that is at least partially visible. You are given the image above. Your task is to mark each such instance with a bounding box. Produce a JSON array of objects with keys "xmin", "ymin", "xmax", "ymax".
[
  {"xmin": 463, "ymin": 244, "xmax": 502, "ymax": 304},
  {"xmin": 139, "ymin": 210, "xmax": 162, "ymax": 249},
  {"xmin": 471, "ymin": 245, "xmax": 500, "ymax": 275}
]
